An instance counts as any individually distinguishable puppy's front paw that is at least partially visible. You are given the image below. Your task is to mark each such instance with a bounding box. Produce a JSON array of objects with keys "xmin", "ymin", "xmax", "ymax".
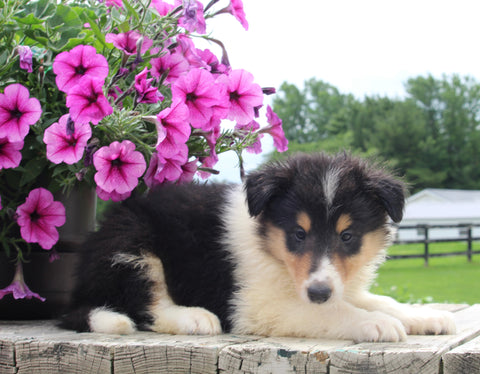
[
  {"xmin": 175, "ymin": 307, "xmax": 222, "ymax": 335},
  {"xmin": 401, "ymin": 308, "xmax": 456, "ymax": 335},
  {"xmin": 353, "ymin": 312, "xmax": 407, "ymax": 343}
]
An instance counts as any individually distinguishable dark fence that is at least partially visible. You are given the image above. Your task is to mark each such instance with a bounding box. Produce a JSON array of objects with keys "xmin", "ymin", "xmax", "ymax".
[{"xmin": 392, "ymin": 224, "xmax": 480, "ymax": 266}]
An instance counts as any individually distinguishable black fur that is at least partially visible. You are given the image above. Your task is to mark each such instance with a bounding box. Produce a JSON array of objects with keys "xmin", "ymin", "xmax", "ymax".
[{"xmin": 61, "ymin": 183, "xmax": 237, "ymax": 332}]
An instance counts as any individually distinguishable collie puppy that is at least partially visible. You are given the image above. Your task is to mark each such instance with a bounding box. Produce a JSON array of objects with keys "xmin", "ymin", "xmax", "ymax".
[{"xmin": 61, "ymin": 153, "xmax": 455, "ymax": 342}]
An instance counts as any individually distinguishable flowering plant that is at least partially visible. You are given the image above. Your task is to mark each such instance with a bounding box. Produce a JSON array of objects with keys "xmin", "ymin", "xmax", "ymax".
[{"xmin": 0, "ymin": 0, "xmax": 288, "ymax": 302}]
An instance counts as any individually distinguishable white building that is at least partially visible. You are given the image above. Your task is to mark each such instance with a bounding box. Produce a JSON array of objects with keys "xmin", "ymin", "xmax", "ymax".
[{"xmin": 397, "ymin": 189, "xmax": 480, "ymax": 241}]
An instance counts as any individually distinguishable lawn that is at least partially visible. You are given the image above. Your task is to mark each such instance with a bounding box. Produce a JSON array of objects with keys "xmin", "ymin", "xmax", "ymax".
[{"xmin": 370, "ymin": 241, "xmax": 480, "ymax": 304}]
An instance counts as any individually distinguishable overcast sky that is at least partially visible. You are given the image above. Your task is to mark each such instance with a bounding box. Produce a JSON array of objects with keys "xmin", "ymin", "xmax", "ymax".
[{"xmin": 202, "ymin": 0, "xmax": 480, "ymax": 182}]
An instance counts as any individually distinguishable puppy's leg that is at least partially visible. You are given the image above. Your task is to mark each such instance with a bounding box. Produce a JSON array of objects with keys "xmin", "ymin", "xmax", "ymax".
[
  {"xmin": 348, "ymin": 291, "xmax": 456, "ymax": 335},
  {"xmin": 150, "ymin": 301, "xmax": 222, "ymax": 335},
  {"xmin": 89, "ymin": 307, "xmax": 137, "ymax": 334}
]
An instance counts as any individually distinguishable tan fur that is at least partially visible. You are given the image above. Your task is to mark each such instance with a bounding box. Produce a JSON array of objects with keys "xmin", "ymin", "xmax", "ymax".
[
  {"xmin": 264, "ymin": 224, "xmax": 312, "ymax": 294},
  {"xmin": 335, "ymin": 213, "xmax": 352, "ymax": 234},
  {"xmin": 296, "ymin": 212, "xmax": 312, "ymax": 232},
  {"xmin": 332, "ymin": 228, "xmax": 387, "ymax": 284}
]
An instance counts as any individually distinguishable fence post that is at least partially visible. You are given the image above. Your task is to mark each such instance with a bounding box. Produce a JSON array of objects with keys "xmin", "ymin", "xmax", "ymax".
[
  {"xmin": 467, "ymin": 225, "xmax": 472, "ymax": 262},
  {"xmin": 424, "ymin": 225, "xmax": 429, "ymax": 267}
]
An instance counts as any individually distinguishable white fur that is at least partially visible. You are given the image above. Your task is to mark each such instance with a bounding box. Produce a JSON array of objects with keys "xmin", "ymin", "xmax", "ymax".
[
  {"xmin": 221, "ymin": 186, "xmax": 456, "ymax": 342},
  {"xmin": 89, "ymin": 307, "xmax": 136, "ymax": 334},
  {"xmin": 322, "ymin": 166, "xmax": 340, "ymax": 207},
  {"xmin": 301, "ymin": 258, "xmax": 344, "ymax": 303}
]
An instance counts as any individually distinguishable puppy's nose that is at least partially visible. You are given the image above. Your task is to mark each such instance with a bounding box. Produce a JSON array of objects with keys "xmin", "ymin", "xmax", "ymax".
[{"xmin": 307, "ymin": 282, "xmax": 332, "ymax": 303}]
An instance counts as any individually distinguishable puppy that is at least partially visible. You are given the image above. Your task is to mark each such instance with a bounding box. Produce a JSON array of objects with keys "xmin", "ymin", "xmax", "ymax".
[{"xmin": 61, "ymin": 152, "xmax": 455, "ymax": 342}]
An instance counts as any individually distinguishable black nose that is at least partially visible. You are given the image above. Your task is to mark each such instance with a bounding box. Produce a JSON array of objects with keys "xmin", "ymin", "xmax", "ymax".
[{"xmin": 307, "ymin": 282, "xmax": 332, "ymax": 303}]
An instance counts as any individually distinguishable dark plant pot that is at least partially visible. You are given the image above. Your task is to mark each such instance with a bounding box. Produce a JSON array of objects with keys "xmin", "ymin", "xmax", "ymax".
[{"xmin": 0, "ymin": 185, "xmax": 96, "ymax": 319}]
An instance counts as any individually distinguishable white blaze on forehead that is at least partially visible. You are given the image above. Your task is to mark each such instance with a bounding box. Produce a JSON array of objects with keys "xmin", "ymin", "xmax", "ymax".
[{"xmin": 322, "ymin": 166, "xmax": 341, "ymax": 207}]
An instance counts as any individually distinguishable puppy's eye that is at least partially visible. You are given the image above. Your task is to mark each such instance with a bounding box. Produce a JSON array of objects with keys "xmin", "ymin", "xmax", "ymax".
[
  {"xmin": 295, "ymin": 227, "xmax": 307, "ymax": 241},
  {"xmin": 340, "ymin": 231, "xmax": 353, "ymax": 243}
]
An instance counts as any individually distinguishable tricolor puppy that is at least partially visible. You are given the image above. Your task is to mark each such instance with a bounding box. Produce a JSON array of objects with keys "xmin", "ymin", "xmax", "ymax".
[{"xmin": 61, "ymin": 153, "xmax": 456, "ymax": 342}]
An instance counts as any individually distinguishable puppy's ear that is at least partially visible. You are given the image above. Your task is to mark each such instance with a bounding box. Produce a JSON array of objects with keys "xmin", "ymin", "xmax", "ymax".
[
  {"xmin": 368, "ymin": 177, "xmax": 406, "ymax": 223},
  {"xmin": 244, "ymin": 163, "xmax": 292, "ymax": 217}
]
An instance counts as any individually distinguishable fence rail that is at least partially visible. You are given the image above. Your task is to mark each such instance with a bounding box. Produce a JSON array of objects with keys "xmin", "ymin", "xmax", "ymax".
[{"xmin": 392, "ymin": 223, "xmax": 480, "ymax": 266}]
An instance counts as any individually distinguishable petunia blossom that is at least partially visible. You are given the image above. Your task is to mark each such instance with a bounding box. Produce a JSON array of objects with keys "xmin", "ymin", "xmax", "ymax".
[
  {"xmin": 150, "ymin": 50, "xmax": 190, "ymax": 84},
  {"xmin": 0, "ymin": 137, "xmax": 23, "ymax": 169},
  {"xmin": 155, "ymin": 100, "xmax": 190, "ymax": 157},
  {"xmin": 0, "ymin": 84, "xmax": 42, "ymax": 142},
  {"xmin": 96, "ymin": 185, "xmax": 131, "ymax": 202},
  {"xmin": 16, "ymin": 188, "xmax": 66, "ymax": 250},
  {"xmin": 93, "ymin": 140, "xmax": 146, "ymax": 195},
  {"xmin": 43, "ymin": 114, "xmax": 92, "ymax": 164},
  {"xmin": 17, "ymin": 46, "xmax": 33, "ymax": 73},
  {"xmin": 221, "ymin": 69, "xmax": 263, "ymax": 125},
  {"xmin": 150, "ymin": 0, "xmax": 174, "ymax": 15},
  {"xmin": 134, "ymin": 68, "xmax": 163, "ymax": 104},
  {"xmin": 0, "ymin": 262, "xmax": 45, "ymax": 301},
  {"xmin": 177, "ymin": 0, "xmax": 206, "ymax": 34},
  {"xmin": 227, "ymin": 0, "xmax": 249, "ymax": 30},
  {"xmin": 53, "ymin": 45, "xmax": 109, "ymax": 93},
  {"xmin": 105, "ymin": 31, "xmax": 153, "ymax": 55},
  {"xmin": 235, "ymin": 120, "xmax": 263, "ymax": 154},
  {"xmin": 264, "ymin": 105, "xmax": 288, "ymax": 152},
  {"xmin": 144, "ymin": 144, "xmax": 188, "ymax": 186},
  {"xmin": 66, "ymin": 77, "xmax": 113, "ymax": 125},
  {"xmin": 172, "ymin": 68, "xmax": 228, "ymax": 129}
]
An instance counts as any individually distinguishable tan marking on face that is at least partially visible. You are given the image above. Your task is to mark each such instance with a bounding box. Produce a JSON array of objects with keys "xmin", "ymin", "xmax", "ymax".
[
  {"xmin": 336, "ymin": 213, "xmax": 352, "ymax": 234},
  {"xmin": 297, "ymin": 212, "xmax": 312, "ymax": 232},
  {"xmin": 332, "ymin": 228, "xmax": 387, "ymax": 283},
  {"xmin": 265, "ymin": 224, "xmax": 313, "ymax": 293}
]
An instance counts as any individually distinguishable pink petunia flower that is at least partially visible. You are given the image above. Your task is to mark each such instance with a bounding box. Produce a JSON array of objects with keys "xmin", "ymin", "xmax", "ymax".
[
  {"xmin": 66, "ymin": 77, "xmax": 113, "ymax": 125},
  {"xmin": 17, "ymin": 46, "xmax": 33, "ymax": 73},
  {"xmin": 155, "ymin": 100, "xmax": 190, "ymax": 157},
  {"xmin": 0, "ymin": 84, "xmax": 42, "ymax": 142},
  {"xmin": 172, "ymin": 68, "xmax": 228, "ymax": 129},
  {"xmin": 150, "ymin": 0, "xmax": 174, "ymax": 15},
  {"xmin": 96, "ymin": 185, "xmax": 131, "ymax": 202},
  {"xmin": 177, "ymin": 0, "xmax": 206, "ymax": 34},
  {"xmin": 175, "ymin": 34, "xmax": 209, "ymax": 69},
  {"xmin": 0, "ymin": 262, "xmax": 45, "ymax": 301},
  {"xmin": 43, "ymin": 114, "xmax": 92, "ymax": 164},
  {"xmin": 150, "ymin": 50, "xmax": 190, "ymax": 84},
  {"xmin": 198, "ymin": 49, "xmax": 229, "ymax": 75},
  {"xmin": 93, "ymin": 140, "xmax": 146, "ymax": 195},
  {"xmin": 145, "ymin": 144, "xmax": 189, "ymax": 186},
  {"xmin": 221, "ymin": 69, "xmax": 263, "ymax": 125},
  {"xmin": 134, "ymin": 68, "xmax": 163, "ymax": 104},
  {"xmin": 105, "ymin": 31, "xmax": 153, "ymax": 55},
  {"xmin": 264, "ymin": 105, "xmax": 288, "ymax": 152},
  {"xmin": 0, "ymin": 137, "xmax": 23, "ymax": 169},
  {"xmin": 16, "ymin": 188, "xmax": 66, "ymax": 250},
  {"xmin": 235, "ymin": 120, "xmax": 263, "ymax": 154},
  {"xmin": 228, "ymin": 0, "xmax": 249, "ymax": 30},
  {"xmin": 53, "ymin": 45, "xmax": 109, "ymax": 93}
]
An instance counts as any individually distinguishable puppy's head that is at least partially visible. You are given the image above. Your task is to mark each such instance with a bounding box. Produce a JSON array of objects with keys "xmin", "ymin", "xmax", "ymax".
[{"xmin": 245, "ymin": 152, "xmax": 406, "ymax": 303}]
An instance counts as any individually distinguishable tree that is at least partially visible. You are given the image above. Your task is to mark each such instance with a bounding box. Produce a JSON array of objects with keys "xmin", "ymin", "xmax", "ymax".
[{"xmin": 272, "ymin": 75, "xmax": 480, "ymax": 192}]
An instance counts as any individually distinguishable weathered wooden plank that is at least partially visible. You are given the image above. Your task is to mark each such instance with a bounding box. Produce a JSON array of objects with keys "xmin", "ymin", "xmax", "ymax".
[
  {"xmin": 15, "ymin": 339, "xmax": 113, "ymax": 374},
  {"xmin": 218, "ymin": 336, "xmax": 350, "ymax": 374},
  {"xmin": 329, "ymin": 304, "xmax": 480, "ymax": 374},
  {"xmin": 112, "ymin": 334, "xmax": 253, "ymax": 374},
  {"xmin": 443, "ymin": 334, "xmax": 480, "ymax": 374}
]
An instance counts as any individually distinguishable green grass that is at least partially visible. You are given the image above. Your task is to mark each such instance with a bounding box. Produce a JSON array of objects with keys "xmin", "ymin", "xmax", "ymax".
[{"xmin": 370, "ymin": 241, "xmax": 480, "ymax": 304}]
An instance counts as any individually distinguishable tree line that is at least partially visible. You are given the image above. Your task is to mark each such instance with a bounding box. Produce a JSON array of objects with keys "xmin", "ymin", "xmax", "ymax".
[{"xmin": 272, "ymin": 74, "xmax": 480, "ymax": 192}]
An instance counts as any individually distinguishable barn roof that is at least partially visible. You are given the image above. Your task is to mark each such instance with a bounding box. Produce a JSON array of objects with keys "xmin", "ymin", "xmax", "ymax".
[{"xmin": 403, "ymin": 189, "xmax": 480, "ymax": 222}]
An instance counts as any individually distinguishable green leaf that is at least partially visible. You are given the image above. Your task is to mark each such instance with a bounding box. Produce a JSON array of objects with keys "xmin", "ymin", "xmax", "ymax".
[
  {"xmin": 19, "ymin": 158, "xmax": 48, "ymax": 187},
  {"xmin": 13, "ymin": 13, "xmax": 44, "ymax": 25}
]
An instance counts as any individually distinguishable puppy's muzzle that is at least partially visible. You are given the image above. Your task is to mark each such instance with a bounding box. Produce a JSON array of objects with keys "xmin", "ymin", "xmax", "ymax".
[{"xmin": 307, "ymin": 281, "xmax": 332, "ymax": 303}]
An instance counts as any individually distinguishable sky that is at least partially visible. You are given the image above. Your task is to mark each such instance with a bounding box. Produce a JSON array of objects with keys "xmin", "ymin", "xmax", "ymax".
[{"xmin": 200, "ymin": 0, "xmax": 480, "ymax": 182}]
